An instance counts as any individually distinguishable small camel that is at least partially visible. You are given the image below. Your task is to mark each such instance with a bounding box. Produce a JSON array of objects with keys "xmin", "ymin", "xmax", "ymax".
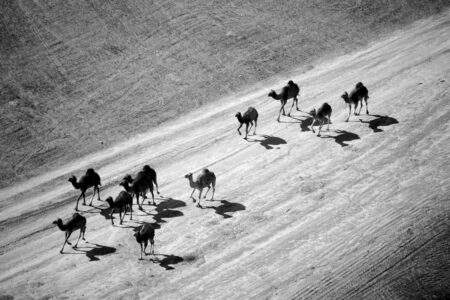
[
  {"xmin": 53, "ymin": 213, "xmax": 86, "ymax": 254},
  {"xmin": 310, "ymin": 102, "xmax": 332, "ymax": 136},
  {"xmin": 68, "ymin": 168, "xmax": 101, "ymax": 211},
  {"xmin": 185, "ymin": 168, "xmax": 216, "ymax": 207},
  {"xmin": 105, "ymin": 191, "xmax": 133, "ymax": 225},
  {"xmin": 134, "ymin": 223, "xmax": 155, "ymax": 260},
  {"xmin": 268, "ymin": 80, "xmax": 300, "ymax": 122},
  {"xmin": 341, "ymin": 82, "xmax": 369, "ymax": 122},
  {"xmin": 235, "ymin": 107, "xmax": 259, "ymax": 139}
]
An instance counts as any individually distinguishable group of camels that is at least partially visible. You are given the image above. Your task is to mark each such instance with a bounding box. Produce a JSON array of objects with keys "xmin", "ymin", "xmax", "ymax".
[
  {"xmin": 236, "ymin": 80, "xmax": 369, "ymax": 137},
  {"xmin": 54, "ymin": 79, "xmax": 369, "ymax": 257},
  {"xmin": 55, "ymin": 164, "xmax": 215, "ymax": 257}
]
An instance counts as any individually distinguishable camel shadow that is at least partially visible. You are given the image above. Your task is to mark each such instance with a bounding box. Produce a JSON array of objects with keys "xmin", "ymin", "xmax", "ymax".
[
  {"xmin": 202, "ymin": 200, "xmax": 246, "ymax": 218},
  {"xmin": 320, "ymin": 130, "xmax": 360, "ymax": 147},
  {"xmin": 291, "ymin": 115, "xmax": 314, "ymax": 132},
  {"xmin": 150, "ymin": 254, "xmax": 184, "ymax": 270},
  {"xmin": 247, "ymin": 134, "xmax": 287, "ymax": 149},
  {"xmin": 153, "ymin": 198, "xmax": 186, "ymax": 224},
  {"xmin": 74, "ymin": 242, "xmax": 116, "ymax": 261},
  {"xmin": 360, "ymin": 114, "xmax": 399, "ymax": 132}
]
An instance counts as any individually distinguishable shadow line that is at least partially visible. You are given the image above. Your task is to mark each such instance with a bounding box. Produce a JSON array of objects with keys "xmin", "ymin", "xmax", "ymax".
[
  {"xmin": 150, "ymin": 254, "xmax": 184, "ymax": 270},
  {"xmin": 320, "ymin": 130, "xmax": 360, "ymax": 147},
  {"xmin": 247, "ymin": 134, "xmax": 287, "ymax": 149},
  {"xmin": 360, "ymin": 114, "xmax": 399, "ymax": 132},
  {"xmin": 201, "ymin": 200, "xmax": 246, "ymax": 218},
  {"xmin": 291, "ymin": 116, "xmax": 314, "ymax": 132},
  {"xmin": 74, "ymin": 242, "xmax": 116, "ymax": 261}
]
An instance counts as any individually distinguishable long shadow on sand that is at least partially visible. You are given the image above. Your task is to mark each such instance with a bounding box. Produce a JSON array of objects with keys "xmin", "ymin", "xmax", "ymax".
[
  {"xmin": 201, "ymin": 200, "xmax": 246, "ymax": 218},
  {"xmin": 290, "ymin": 115, "xmax": 314, "ymax": 132},
  {"xmin": 360, "ymin": 114, "xmax": 399, "ymax": 132},
  {"xmin": 152, "ymin": 198, "xmax": 186, "ymax": 224},
  {"xmin": 150, "ymin": 254, "xmax": 184, "ymax": 270},
  {"xmin": 320, "ymin": 130, "xmax": 360, "ymax": 147},
  {"xmin": 74, "ymin": 242, "xmax": 116, "ymax": 261},
  {"xmin": 247, "ymin": 134, "xmax": 287, "ymax": 149}
]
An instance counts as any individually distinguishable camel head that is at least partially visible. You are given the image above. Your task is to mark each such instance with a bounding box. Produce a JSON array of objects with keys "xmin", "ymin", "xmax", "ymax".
[
  {"xmin": 68, "ymin": 175, "xmax": 76, "ymax": 183},
  {"xmin": 122, "ymin": 174, "xmax": 133, "ymax": 183},
  {"xmin": 309, "ymin": 108, "xmax": 317, "ymax": 117},
  {"xmin": 235, "ymin": 112, "xmax": 243, "ymax": 122},
  {"xmin": 341, "ymin": 92, "xmax": 349, "ymax": 101},
  {"xmin": 268, "ymin": 90, "xmax": 276, "ymax": 98},
  {"xmin": 184, "ymin": 173, "xmax": 193, "ymax": 180}
]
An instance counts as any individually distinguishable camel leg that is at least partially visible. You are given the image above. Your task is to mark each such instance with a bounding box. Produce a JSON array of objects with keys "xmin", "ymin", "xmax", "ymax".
[
  {"xmin": 295, "ymin": 97, "xmax": 299, "ymax": 111},
  {"xmin": 190, "ymin": 189, "xmax": 197, "ymax": 202},
  {"xmin": 204, "ymin": 186, "xmax": 211, "ymax": 199},
  {"xmin": 75, "ymin": 195, "xmax": 82, "ymax": 211},
  {"xmin": 81, "ymin": 226, "xmax": 86, "ymax": 241},
  {"xmin": 277, "ymin": 106, "xmax": 283, "ymax": 122},
  {"xmin": 346, "ymin": 105, "xmax": 351, "ymax": 122},
  {"xmin": 61, "ymin": 232, "xmax": 72, "ymax": 253},
  {"xmin": 143, "ymin": 240, "xmax": 148, "ymax": 256},
  {"xmin": 129, "ymin": 204, "xmax": 133, "ymax": 220},
  {"xmin": 136, "ymin": 193, "xmax": 143, "ymax": 211},
  {"xmin": 110, "ymin": 209, "xmax": 115, "ymax": 225},
  {"xmin": 140, "ymin": 243, "xmax": 144, "ymax": 260},
  {"xmin": 150, "ymin": 239, "xmax": 154, "ymax": 255},
  {"xmin": 148, "ymin": 189, "xmax": 155, "ymax": 206},
  {"xmin": 74, "ymin": 230, "xmax": 83, "ymax": 248},
  {"xmin": 318, "ymin": 120, "xmax": 324, "ymax": 136},
  {"xmin": 237, "ymin": 123, "xmax": 243, "ymax": 135},
  {"xmin": 327, "ymin": 116, "xmax": 331, "ymax": 131},
  {"xmin": 197, "ymin": 188, "xmax": 203, "ymax": 207},
  {"xmin": 89, "ymin": 188, "xmax": 96, "ymax": 206},
  {"xmin": 119, "ymin": 209, "xmax": 124, "ymax": 225},
  {"xmin": 153, "ymin": 178, "xmax": 160, "ymax": 195},
  {"xmin": 365, "ymin": 97, "xmax": 369, "ymax": 114},
  {"xmin": 248, "ymin": 121, "xmax": 253, "ymax": 134},
  {"xmin": 211, "ymin": 185, "xmax": 215, "ymax": 200},
  {"xmin": 244, "ymin": 123, "xmax": 249, "ymax": 139},
  {"xmin": 254, "ymin": 119, "xmax": 257, "ymax": 135},
  {"xmin": 311, "ymin": 117, "xmax": 316, "ymax": 133},
  {"xmin": 357, "ymin": 100, "xmax": 363, "ymax": 115},
  {"xmin": 288, "ymin": 99, "xmax": 295, "ymax": 116}
]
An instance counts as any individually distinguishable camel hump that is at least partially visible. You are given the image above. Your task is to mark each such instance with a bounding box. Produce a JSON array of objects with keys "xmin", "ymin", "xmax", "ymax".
[
  {"xmin": 320, "ymin": 102, "xmax": 332, "ymax": 114},
  {"xmin": 86, "ymin": 168, "xmax": 95, "ymax": 174}
]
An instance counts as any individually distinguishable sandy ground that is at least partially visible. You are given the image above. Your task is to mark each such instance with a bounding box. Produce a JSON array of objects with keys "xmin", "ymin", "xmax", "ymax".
[{"xmin": 1, "ymin": 11, "xmax": 449, "ymax": 300}]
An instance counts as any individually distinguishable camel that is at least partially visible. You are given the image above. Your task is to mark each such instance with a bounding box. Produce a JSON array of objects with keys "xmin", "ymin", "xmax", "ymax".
[
  {"xmin": 53, "ymin": 213, "xmax": 86, "ymax": 254},
  {"xmin": 105, "ymin": 191, "xmax": 133, "ymax": 225},
  {"xmin": 120, "ymin": 171, "xmax": 155, "ymax": 210},
  {"xmin": 134, "ymin": 223, "xmax": 155, "ymax": 260},
  {"xmin": 268, "ymin": 80, "xmax": 300, "ymax": 122},
  {"xmin": 235, "ymin": 107, "xmax": 259, "ymax": 139},
  {"xmin": 68, "ymin": 168, "xmax": 101, "ymax": 211},
  {"xmin": 341, "ymin": 82, "xmax": 370, "ymax": 121},
  {"xmin": 310, "ymin": 102, "xmax": 332, "ymax": 136},
  {"xmin": 122, "ymin": 165, "xmax": 159, "ymax": 194},
  {"xmin": 185, "ymin": 168, "xmax": 216, "ymax": 207},
  {"xmin": 142, "ymin": 165, "xmax": 160, "ymax": 194}
]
